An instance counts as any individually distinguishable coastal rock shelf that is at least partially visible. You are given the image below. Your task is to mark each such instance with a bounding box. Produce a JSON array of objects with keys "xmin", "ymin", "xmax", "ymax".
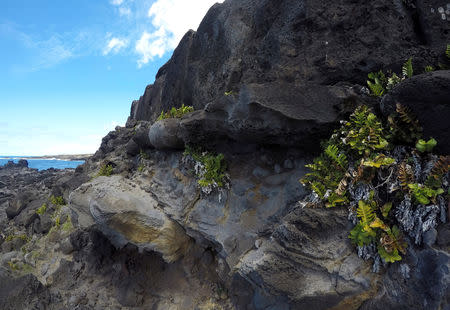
[{"xmin": 1, "ymin": 0, "xmax": 449, "ymax": 309}]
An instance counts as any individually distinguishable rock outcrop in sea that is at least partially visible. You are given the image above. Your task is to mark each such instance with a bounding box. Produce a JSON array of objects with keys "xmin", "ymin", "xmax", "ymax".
[{"xmin": 1, "ymin": 0, "xmax": 449, "ymax": 309}]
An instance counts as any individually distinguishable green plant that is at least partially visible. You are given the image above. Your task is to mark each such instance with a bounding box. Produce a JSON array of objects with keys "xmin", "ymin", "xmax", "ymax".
[
  {"xmin": 367, "ymin": 58, "xmax": 415, "ymax": 96},
  {"xmin": 386, "ymin": 72, "xmax": 401, "ymax": 90},
  {"xmin": 367, "ymin": 71, "xmax": 387, "ymax": 97},
  {"xmin": 402, "ymin": 58, "xmax": 413, "ymax": 78},
  {"xmin": 424, "ymin": 65, "xmax": 434, "ymax": 72},
  {"xmin": 50, "ymin": 195, "xmax": 65, "ymax": 206},
  {"xmin": 446, "ymin": 44, "xmax": 450, "ymax": 59},
  {"xmin": 340, "ymin": 106, "xmax": 388, "ymax": 156},
  {"xmin": 8, "ymin": 261, "xmax": 19, "ymax": 271},
  {"xmin": 184, "ymin": 146, "xmax": 228, "ymax": 190},
  {"xmin": 224, "ymin": 91, "xmax": 234, "ymax": 96},
  {"xmin": 362, "ymin": 154, "xmax": 396, "ymax": 168},
  {"xmin": 300, "ymin": 145, "xmax": 348, "ymax": 207},
  {"xmin": 349, "ymin": 222, "xmax": 375, "ymax": 246},
  {"xmin": 97, "ymin": 164, "xmax": 113, "ymax": 177},
  {"xmin": 415, "ymin": 138, "xmax": 437, "ymax": 153},
  {"xmin": 408, "ymin": 183, "xmax": 444, "ymax": 205},
  {"xmin": 138, "ymin": 164, "xmax": 145, "ymax": 172},
  {"xmin": 36, "ymin": 203, "xmax": 47, "ymax": 215},
  {"xmin": 61, "ymin": 217, "xmax": 73, "ymax": 232},
  {"xmin": 425, "ymin": 156, "xmax": 450, "ymax": 188},
  {"xmin": 5, "ymin": 234, "xmax": 30, "ymax": 243},
  {"xmin": 157, "ymin": 104, "xmax": 194, "ymax": 121},
  {"xmin": 139, "ymin": 149, "xmax": 149, "ymax": 160},
  {"xmin": 387, "ymin": 103, "xmax": 422, "ymax": 144}
]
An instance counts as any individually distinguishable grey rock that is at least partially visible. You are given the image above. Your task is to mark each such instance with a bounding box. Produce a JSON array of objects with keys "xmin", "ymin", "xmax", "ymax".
[
  {"xmin": 0, "ymin": 267, "xmax": 50, "ymax": 310},
  {"xmin": 179, "ymin": 83, "xmax": 366, "ymax": 149},
  {"xmin": 148, "ymin": 118, "xmax": 184, "ymax": 150},
  {"xmin": 69, "ymin": 175, "xmax": 193, "ymax": 262},
  {"xmin": 423, "ymin": 228, "xmax": 437, "ymax": 246},
  {"xmin": 6, "ymin": 191, "xmax": 38, "ymax": 219}
]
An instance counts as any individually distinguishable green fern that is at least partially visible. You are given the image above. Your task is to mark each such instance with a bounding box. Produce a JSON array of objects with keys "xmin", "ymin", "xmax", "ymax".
[
  {"xmin": 324, "ymin": 145, "xmax": 347, "ymax": 169},
  {"xmin": 402, "ymin": 58, "xmax": 413, "ymax": 78},
  {"xmin": 446, "ymin": 44, "xmax": 450, "ymax": 59},
  {"xmin": 367, "ymin": 71, "xmax": 387, "ymax": 97},
  {"xmin": 356, "ymin": 200, "xmax": 376, "ymax": 231},
  {"xmin": 362, "ymin": 154, "xmax": 396, "ymax": 168},
  {"xmin": 386, "ymin": 72, "xmax": 401, "ymax": 90},
  {"xmin": 424, "ymin": 65, "xmax": 434, "ymax": 72},
  {"xmin": 349, "ymin": 223, "xmax": 375, "ymax": 246},
  {"xmin": 157, "ymin": 104, "xmax": 194, "ymax": 120},
  {"xmin": 408, "ymin": 183, "xmax": 444, "ymax": 205},
  {"xmin": 343, "ymin": 106, "xmax": 389, "ymax": 156}
]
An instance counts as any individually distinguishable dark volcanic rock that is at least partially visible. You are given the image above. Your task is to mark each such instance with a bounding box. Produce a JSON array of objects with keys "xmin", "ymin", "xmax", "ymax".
[
  {"xmin": 0, "ymin": 267, "xmax": 50, "ymax": 309},
  {"xmin": 179, "ymin": 82, "xmax": 369, "ymax": 148},
  {"xmin": 6, "ymin": 191, "xmax": 38, "ymax": 219},
  {"xmin": 127, "ymin": 0, "xmax": 448, "ymax": 127},
  {"xmin": 381, "ymin": 70, "xmax": 450, "ymax": 154}
]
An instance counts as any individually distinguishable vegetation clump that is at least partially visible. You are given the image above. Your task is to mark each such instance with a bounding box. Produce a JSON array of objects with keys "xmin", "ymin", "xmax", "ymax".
[
  {"xmin": 50, "ymin": 195, "xmax": 65, "ymax": 206},
  {"xmin": 36, "ymin": 203, "xmax": 47, "ymax": 215},
  {"xmin": 157, "ymin": 104, "xmax": 194, "ymax": 121},
  {"xmin": 299, "ymin": 104, "xmax": 449, "ymax": 269},
  {"xmin": 367, "ymin": 58, "xmax": 413, "ymax": 97},
  {"xmin": 184, "ymin": 146, "xmax": 229, "ymax": 195},
  {"xmin": 96, "ymin": 164, "xmax": 113, "ymax": 177}
]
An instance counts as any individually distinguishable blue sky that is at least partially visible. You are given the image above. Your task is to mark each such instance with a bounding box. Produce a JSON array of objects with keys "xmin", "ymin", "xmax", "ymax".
[{"xmin": 0, "ymin": 0, "xmax": 222, "ymax": 156}]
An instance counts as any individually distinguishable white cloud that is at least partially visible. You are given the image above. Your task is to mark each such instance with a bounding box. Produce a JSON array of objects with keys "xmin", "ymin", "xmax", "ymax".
[
  {"xmin": 135, "ymin": 0, "xmax": 224, "ymax": 67},
  {"xmin": 119, "ymin": 7, "xmax": 132, "ymax": 17},
  {"xmin": 103, "ymin": 37, "xmax": 129, "ymax": 55},
  {"xmin": 111, "ymin": 0, "xmax": 124, "ymax": 6}
]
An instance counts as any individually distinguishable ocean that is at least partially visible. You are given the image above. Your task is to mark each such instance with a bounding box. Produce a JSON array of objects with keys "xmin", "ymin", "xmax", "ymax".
[{"xmin": 0, "ymin": 156, "xmax": 85, "ymax": 171}]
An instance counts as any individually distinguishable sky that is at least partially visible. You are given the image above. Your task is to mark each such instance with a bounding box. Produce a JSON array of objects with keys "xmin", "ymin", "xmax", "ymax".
[{"xmin": 0, "ymin": 0, "xmax": 224, "ymax": 156}]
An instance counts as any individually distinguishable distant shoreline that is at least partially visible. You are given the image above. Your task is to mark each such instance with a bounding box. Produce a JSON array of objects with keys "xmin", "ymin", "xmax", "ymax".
[{"xmin": 0, "ymin": 154, "xmax": 92, "ymax": 161}]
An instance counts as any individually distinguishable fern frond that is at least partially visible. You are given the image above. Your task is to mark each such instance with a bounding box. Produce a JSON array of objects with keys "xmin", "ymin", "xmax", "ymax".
[
  {"xmin": 402, "ymin": 58, "xmax": 413, "ymax": 78},
  {"xmin": 398, "ymin": 161, "xmax": 414, "ymax": 191},
  {"xmin": 325, "ymin": 144, "xmax": 347, "ymax": 169},
  {"xmin": 356, "ymin": 200, "xmax": 376, "ymax": 229},
  {"xmin": 446, "ymin": 44, "xmax": 450, "ymax": 59},
  {"xmin": 426, "ymin": 156, "xmax": 450, "ymax": 188}
]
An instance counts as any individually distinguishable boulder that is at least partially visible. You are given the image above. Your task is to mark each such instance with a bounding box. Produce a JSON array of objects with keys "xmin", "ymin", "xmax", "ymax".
[
  {"xmin": 6, "ymin": 191, "xmax": 38, "ymax": 219},
  {"xmin": 148, "ymin": 118, "xmax": 184, "ymax": 150},
  {"xmin": 0, "ymin": 267, "xmax": 50, "ymax": 309},
  {"xmin": 14, "ymin": 199, "xmax": 46, "ymax": 227},
  {"xmin": 380, "ymin": 70, "xmax": 450, "ymax": 153},
  {"xmin": 69, "ymin": 175, "xmax": 193, "ymax": 262}
]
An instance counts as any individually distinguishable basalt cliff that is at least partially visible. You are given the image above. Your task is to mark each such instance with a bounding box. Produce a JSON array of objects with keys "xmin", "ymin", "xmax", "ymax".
[{"xmin": 1, "ymin": 0, "xmax": 449, "ymax": 309}]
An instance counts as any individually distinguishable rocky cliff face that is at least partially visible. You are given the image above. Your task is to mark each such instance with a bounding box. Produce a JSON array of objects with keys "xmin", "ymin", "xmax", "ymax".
[{"xmin": 1, "ymin": 0, "xmax": 450, "ymax": 309}]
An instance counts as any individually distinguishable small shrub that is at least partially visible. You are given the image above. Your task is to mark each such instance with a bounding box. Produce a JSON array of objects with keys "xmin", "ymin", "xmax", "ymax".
[
  {"xmin": 184, "ymin": 146, "xmax": 228, "ymax": 193},
  {"xmin": 157, "ymin": 104, "xmax": 194, "ymax": 121},
  {"xmin": 36, "ymin": 203, "xmax": 47, "ymax": 215},
  {"xmin": 367, "ymin": 58, "xmax": 415, "ymax": 96},
  {"xmin": 61, "ymin": 217, "xmax": 73, "ymax": 232},
  {"xmin": 50, "ymin": 195, "xmax": 65, "ymax": 206},
  {"xmin": 97, "ymin": 164, "xmax": 113, "ymax": 177}
]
